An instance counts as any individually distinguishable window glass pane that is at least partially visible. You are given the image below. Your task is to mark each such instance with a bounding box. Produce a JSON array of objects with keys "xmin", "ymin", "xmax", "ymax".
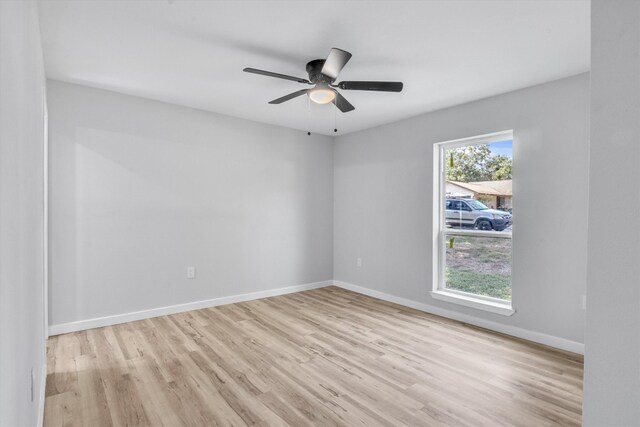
[
  {"xmin": 445, "ymin": 235, "xmax": 512, "ymax": 301},
  {"xmin": 444, "ymin": 140, "xmax": 513, "ymax": 232}
]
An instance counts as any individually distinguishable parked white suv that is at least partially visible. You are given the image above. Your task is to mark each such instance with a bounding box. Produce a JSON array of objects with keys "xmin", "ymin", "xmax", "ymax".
[{"xmin": 445, "ymin": 198, "xmax": 512, "ymax": 231}]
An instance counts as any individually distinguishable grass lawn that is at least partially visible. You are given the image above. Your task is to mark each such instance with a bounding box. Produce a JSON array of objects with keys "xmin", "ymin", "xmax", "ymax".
[
  {"xmin": 445, "ymin": 235, "xmax": 512, "ymax": 300},
  {"xmin": 445, "ymin": 268, "xmax": 511, "ymax": 300}
]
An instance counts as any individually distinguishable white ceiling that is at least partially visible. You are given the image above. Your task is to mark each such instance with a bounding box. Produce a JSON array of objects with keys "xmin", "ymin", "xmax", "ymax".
[{"xmin": 38, "ymin": 0, "xmax": 590, "ymax": 136}]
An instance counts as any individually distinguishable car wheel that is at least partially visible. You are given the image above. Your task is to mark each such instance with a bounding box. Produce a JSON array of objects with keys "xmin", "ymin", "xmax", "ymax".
[{"xmin": 476, "ymin": 219, "xmax": 492, "ymax": 231}]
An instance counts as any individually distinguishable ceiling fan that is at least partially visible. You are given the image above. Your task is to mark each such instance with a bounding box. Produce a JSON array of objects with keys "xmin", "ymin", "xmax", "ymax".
[{"xmin": 243, "ymin": 48, "xmax": 403, "ymax": 113}]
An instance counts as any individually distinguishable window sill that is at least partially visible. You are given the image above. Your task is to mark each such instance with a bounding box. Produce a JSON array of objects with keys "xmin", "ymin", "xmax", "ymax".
[{"xmin": 430, "ymin": 290, "xmax": 515, "ymax": 316}]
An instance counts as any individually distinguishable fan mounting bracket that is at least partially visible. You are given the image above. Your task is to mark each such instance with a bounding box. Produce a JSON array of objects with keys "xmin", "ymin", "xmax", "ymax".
[{"xmin": 306, "ymin": 59, "xmax": 333, "ymax": 84}]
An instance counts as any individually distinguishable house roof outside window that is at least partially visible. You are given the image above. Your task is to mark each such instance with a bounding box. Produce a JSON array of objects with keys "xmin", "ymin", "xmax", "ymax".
[{"xmin": 448, "ymin": 180, "xmax": 512, "ymax": 197}]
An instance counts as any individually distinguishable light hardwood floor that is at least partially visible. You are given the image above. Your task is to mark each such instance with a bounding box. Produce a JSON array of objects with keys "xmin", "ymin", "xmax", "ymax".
[{"xmin": 44, "ymin": 286, "xmax": 583, "ymax": 426}]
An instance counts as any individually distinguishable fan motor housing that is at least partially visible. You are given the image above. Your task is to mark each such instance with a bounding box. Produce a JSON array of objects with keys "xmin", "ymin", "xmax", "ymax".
[{"xmin": 306, "ymin": 59, "xmax": 332, "ymax": 84}]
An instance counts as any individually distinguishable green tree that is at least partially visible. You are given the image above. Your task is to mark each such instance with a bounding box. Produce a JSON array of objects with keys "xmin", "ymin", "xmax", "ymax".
[
  {"xmin": 446, "ymin": 144, "xmax": 512, "ymax": 182},
  {"xmin": 487, "ymin": 155, "xmax": 512, "ymax": 180}
]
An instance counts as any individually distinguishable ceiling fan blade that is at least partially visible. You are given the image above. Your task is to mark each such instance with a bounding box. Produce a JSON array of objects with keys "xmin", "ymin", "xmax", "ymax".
[
  {"xmin": 332, "ymin": 91, "xmax": 355, "ymax": 113},
  {"xmin": 268, "ymin": 89, "xmax": 309, "ymax": 104},
  {"xmin": 321, "ymin": 48, "xmax": 352, "ymax": 80},
  {"xmin": 243, "ymin": 68, "xmax": 310, "ymax": 84},
  {"xmin": 337, "ymin": 81, "xmax": 403, "ymax": 92}
]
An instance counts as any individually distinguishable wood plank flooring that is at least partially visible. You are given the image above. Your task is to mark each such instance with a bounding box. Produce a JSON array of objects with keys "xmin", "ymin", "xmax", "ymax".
[{"xmin": 44, "ymin": 286, "xmax": 583, "ymax": 426}]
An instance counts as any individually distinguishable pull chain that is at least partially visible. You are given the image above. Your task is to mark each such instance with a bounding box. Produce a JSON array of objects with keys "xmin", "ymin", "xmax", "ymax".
[{"xmin": 307, "ymin": 94, "xmax": 311, "ymax": 135}]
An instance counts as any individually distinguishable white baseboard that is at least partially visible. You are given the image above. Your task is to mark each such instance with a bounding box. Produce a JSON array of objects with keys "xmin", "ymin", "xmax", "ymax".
[
  {"xmin": 333, "ymin": 280, "xmax": 584, "ymax": 355},
  {"xmin": 37, "ymin": 361, "xmax": 46, "ymax": 427},
  {"xmin": 48, "ymin": 280, "xmax": 333, "ymax": 336},
  {"xmin": 48, "ymin": 279, "xmax": 584, "ymax": 355}
]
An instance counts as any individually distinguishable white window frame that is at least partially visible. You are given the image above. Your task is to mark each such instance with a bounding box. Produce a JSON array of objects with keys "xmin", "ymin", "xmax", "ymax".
[{"xmin": 431, "ymin": 130, "xmax": 515, "ymax": 316}]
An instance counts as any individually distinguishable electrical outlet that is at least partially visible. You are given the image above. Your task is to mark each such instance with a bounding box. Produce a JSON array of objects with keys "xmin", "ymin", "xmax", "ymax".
[
  {"xmin": 582, "ymin": 295, "xmax": 586, "ymax": 310},
  {"xmin": 187, "ymin": 266, "xmax": 196, "ymax": 279},
  {"xmin": 357, "ymin": 257, "xmax": 363, "ymax": 267}
]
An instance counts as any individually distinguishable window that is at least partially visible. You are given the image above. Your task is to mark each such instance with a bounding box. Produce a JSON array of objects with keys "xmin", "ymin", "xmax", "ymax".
[{"xmin": 431, "ymin": 131, "xmax": 514, "ymax": 315}]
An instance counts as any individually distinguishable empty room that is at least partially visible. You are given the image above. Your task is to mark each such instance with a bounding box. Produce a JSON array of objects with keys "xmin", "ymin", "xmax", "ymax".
[{"xmin": 1, "ymin": 0, "xmax": 639, "ymax": 426}]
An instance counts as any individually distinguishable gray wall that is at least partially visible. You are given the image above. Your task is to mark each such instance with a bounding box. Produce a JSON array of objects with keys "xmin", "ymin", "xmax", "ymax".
[
  {"xmin": 0, "ymin": 1, "xmax": 47, "ymax": 426},
  {"xmin": 334, "ymin": 73, "xmax": 589, "ymax": 345},
  {"xmin": 48, "ymin": 81, "xmax": 334, "ymax": 326},
  {"xmin": 584, "ymin": 1, "xmax": 640, "ymax": 424}
]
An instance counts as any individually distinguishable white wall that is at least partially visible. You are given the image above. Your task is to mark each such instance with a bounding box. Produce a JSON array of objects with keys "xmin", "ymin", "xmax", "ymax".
[
  {"xmin": 0, "ymin": 1, "xmax": 47, "ymax": 426},
  {"xmin": 334, "ymin": 73, "xmax": 589, "ymax": 348},
  {"xmin": 583, "ymin": 1, "xmax": 640, "ymax": 424},
  {"xmin": 48, "ymin": 81, "xmax": 334, "ymax": 327}
]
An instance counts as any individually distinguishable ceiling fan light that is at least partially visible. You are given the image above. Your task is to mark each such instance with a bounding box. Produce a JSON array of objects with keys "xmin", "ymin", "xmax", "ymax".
[{"xmin": 308, "ymin": 88, "xmax": 336, "ymax": 104}]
